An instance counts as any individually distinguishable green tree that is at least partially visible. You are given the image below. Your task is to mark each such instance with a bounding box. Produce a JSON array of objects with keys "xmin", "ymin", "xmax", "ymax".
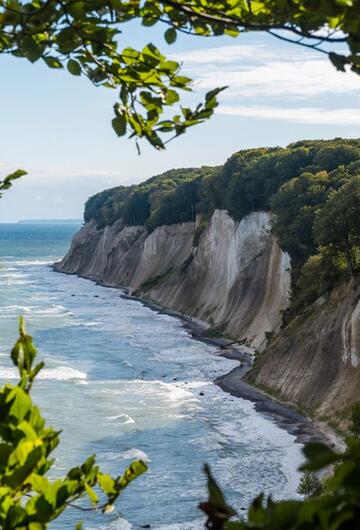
[
  {"xmin": 123, "ymin": 189, "xmax": 151, "ymax": 225},
  {"xmin": 297, "ymin": 471, "xmax": 322, "ymax": 498},
  {"xmin": 271, "ymin": 171, "xmax": 331, "ymax": 266},
  {"xmin": 146, "ymin": 176, "xmax": 201, "ymax": 229},
  {"xmin": 314, "ymin": 176, "xmax": 360, "ymax": 276},
  {"xmin": 0, "ymin": 1, "xmax": 359, "ymax": 149}
]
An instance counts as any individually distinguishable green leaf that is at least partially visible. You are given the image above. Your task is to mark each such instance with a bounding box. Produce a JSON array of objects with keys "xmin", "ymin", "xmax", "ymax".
[
  {"xmin": 0, "ymin": 169, "xmax": 27, "ymax": 195},
  {"xmin": 301, "ymin": 443, "xmax": 340, "ymax": 471},
  {"xmin": 112, "ymin": 115, "xmax": 127, "ymax": 137},
  {"xmin": 199, "ymin": 464, "xmax": 236, "ymax": 527},
  {"xmin": 329, "ymin": 52, "xmax": 348, "ymax": 72},
  {"xmin": 98, "ymin": 473, "xmax": 116, "ymax": 495},
  {"xmin": 20, "ymin": 36, "xmax": 43, "ymax": 62},
  {"xmin": 43, "ymin": 56, "xmax": 63, "ymax": 69},
  {"xmin": 164, "ymin": 28, "xmax": 177, "ymax": 44},
  {"xmin": 67, "ymin": 59, "xmax": 82, "ymax": 76},
  {"xmin": 165, "ymin": 89, "xmax": 180, "ymax": 105},
  {"xmin": 84, "ymin": 482, "xmax": 99, "ymax": 504},
  {"xmin": 116, "ymin": 460, "xmax": 148, "ymax": 492},
  {"xmin": 205, "ymin": 86, "xmax": 228, "ymax": 102}
]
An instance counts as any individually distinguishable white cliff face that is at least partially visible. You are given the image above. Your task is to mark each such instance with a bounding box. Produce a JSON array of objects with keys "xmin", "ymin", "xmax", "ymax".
[
  {"xmin": 249, "ymin": 279, "xmax": 360, "ymax": 426},
  {"xmin": 56, "ymin": 209, "xmax": 291, "ymax": 349},
  {"xmin": 342, "ymin": 298, "xmax": 360, "ymax": 368},
  {"xmin": 131, "ymin": 222, "xmax": 195, "ymax": 290},
  {"xmin": 193, "ymin": 210, "xmax": 270, "ymax": 297}
]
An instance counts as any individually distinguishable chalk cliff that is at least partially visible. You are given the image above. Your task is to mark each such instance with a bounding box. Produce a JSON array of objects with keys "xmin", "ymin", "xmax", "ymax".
[
  {"xmin": 56, "ymin": 210, "xmax": 291, "ymax": 350},
  {"xmin": 246, "ymin": 279, "xmax": 360, "ymax": 427}
]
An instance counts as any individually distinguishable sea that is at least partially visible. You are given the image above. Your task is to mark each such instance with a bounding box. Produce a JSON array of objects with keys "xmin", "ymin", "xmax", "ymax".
[{"xmin": 0, "ymin": 222, "xmax": 303, "ymax": 529}]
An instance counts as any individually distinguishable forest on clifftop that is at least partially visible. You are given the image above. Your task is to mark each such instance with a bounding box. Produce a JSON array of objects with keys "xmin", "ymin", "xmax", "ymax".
[{"xmin": 84, "ymin": 138, "xmax": 360, "ymax": 315}]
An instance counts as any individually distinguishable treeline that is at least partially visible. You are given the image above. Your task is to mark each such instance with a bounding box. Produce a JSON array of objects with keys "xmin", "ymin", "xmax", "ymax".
[
  {"xmin": 84, "ymin": 166, "xmax": 216, "ymax": 229},
  {"xmin": 84, "ymin": 138, "xmax": 360, "ymax": 308}
]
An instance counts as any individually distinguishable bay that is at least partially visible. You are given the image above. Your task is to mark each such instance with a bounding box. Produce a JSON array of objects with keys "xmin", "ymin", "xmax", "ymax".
[{"xmin": 0, "ymin": 222, "xmax": 302, "ymax": 529}]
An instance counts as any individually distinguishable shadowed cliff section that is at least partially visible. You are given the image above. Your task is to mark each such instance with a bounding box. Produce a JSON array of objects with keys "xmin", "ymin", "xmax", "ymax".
[
  {"xmin": 246, "ymin": 280, "xmax": 360, "ymax": 429},
  {"xmin": 56, "ymin": 210, "xmax": 291, "ymax": 351}
]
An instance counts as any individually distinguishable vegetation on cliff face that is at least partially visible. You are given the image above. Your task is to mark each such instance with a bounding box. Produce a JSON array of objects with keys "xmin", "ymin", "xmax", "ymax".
[{"xmin": 84, "ymin": 138, "xmax": 360, "ymax": 311}]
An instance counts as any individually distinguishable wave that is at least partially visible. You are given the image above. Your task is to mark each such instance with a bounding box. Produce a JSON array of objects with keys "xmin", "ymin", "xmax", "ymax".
[
  {"xmin": 88, "ymin": 518, "xmax": 133, "ymax": 530},
  {"xmin": 30, "ymin": 305, "xmax": 72, "ymax": 316},
  {"xmin": 120, "ymin": 448, "xmax": 151, "ymax": 463},
  {"xmin": 0, "ymin": 305, "xmax": 33, "ymax": 313},
  {"xmin": 107, "ymin": 413, "xmax": 135, "ymax": 425},
  {"xmin": 0, "ymin": 366, "xmax": 87, "ymax": 381},
  {"xmin": 100, "ymin": 379, "xmax": 197, "ymax": 402},
  {"xmin": 11, "ymin": 259, "xmax": 53, "ymax": 266},
  {"xmin": 0, "ymin": 304, "xmax": 72, "ymax": 319},
  {"xmin": 73, "ymin": 321, "xmax": 99, "ymax": 327}
]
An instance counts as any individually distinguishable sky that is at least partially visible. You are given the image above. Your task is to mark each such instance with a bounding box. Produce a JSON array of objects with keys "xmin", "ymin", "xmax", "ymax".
[{"xmin": 0, "ymin": 21, "xmax": 359, "ymax": 221}]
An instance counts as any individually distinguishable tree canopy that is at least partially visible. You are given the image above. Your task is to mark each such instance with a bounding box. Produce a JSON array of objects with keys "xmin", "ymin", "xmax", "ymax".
[{"xmin": 0, "ymin": 0, "xmax": 359, "ymax": 149}]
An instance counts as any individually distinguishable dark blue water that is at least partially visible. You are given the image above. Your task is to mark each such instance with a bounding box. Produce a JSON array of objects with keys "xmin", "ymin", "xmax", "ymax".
[{"xmin": 0, "ymin": 222, "xmax": 302, "ymax": 530}]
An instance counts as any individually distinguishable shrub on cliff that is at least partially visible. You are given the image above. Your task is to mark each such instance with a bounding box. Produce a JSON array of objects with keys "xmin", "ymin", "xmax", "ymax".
[
  {"xmin": 350, "ymin": 402, "xmax": 360, "ymax": 438},
  {"xmin": 297, "ymin": 472, "xmax": 322, "ymax": 498}
]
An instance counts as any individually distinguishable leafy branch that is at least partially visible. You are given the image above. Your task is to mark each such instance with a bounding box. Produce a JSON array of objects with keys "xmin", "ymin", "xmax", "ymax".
[
  {"xmin": 0, "ymin": 1, "xmax": 358, "ymax": 150},
  {"xmin": 0, "ymin": 317, "xmax": 147, "ymax": 529}
]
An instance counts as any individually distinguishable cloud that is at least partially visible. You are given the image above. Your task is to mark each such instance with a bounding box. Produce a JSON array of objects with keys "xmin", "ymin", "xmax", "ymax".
[
  {"xmin": 217, "ymin": 105, "xmax": 360, "ymax": 125},
  {"xmin": 199, "ymin": 59, "xmax": 359, "ymax": 98},
  {"xmin": 175, "ymin": 44, "xmax": 359, "ymax": 99},
  {"xmin": 172, "ymin": 44, "xmax": 283, "ymax": 64}
]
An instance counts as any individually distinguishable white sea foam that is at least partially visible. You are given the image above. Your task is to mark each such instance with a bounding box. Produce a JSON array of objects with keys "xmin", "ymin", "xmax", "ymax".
[
  {"xmin": 0, "ymin": 305, "xmax": 33, "ymax": 313},
  {"xmin": 107, "ymin": 413, "xmax": 135, "ymax": 425},
  {"xmin": 0, "ymin": 366, "xmax": 87, "ymax": 381},
  {"xmin": 121, "ymin": 448, "xmax": 151, "ymax": 463},
  {"xmin": 12, "ymin": 259, "xmax": 52, "ymax": 266},
  {"xmin": 31, "ymin": 305, "xmax": 72, "ymax": 316},
  {"xmin": 88, "ymin": 518, "xmax": 133, "ymax": 530}
]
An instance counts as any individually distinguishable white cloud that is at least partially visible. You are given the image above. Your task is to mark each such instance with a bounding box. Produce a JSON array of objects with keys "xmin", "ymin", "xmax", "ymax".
[
  {"xmin": 198, "ymin": 58, "xmax": 359, "ymax": 98},
  {"xmin": 176, "ymin": 44, "xmax": 359, "ymax": 99},
  {"xmin": 218, "ymin": 105, "xmax": 360, "ymax": 125},
  {"xmin": 172, "ymin": 44, "xmax": 284, "ymax": 64}
]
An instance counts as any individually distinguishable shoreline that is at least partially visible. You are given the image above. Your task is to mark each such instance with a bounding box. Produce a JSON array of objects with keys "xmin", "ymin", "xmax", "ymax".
[{"xmin": 53, "ymin": 265, "xmax": 344, "ymax": 451}]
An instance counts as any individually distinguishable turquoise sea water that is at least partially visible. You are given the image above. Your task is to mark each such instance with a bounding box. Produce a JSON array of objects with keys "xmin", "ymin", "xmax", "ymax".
[{"xmin": 0, "ymin": 222, "xmax": 303, "ymax": 529}]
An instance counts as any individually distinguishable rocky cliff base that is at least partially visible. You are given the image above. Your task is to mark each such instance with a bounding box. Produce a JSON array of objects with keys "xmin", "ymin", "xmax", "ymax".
[{"xmin": 246, "ymin": 279, "xmax": 360, "ymax": 431}]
